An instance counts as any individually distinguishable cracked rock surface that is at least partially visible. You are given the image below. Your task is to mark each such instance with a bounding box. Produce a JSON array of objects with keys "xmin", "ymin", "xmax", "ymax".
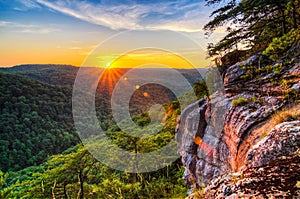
[{"xmin": 177, "ymin": 55, "xmax": 300, "ymax": 197}]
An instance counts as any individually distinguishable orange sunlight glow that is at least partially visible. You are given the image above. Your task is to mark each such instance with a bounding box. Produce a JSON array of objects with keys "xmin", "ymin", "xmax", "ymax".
[
  {"xmin": 85, "ymin": 48, "xmax": 207, "ymax": 69},
  {"xmin": 98, "ymin": 68, "xmax": 128, "ymax": 96},
  {"xmin": 194, "ymin": 136, "xmax": 216, "ymax": 157},
  {"xmin": 143, "ymin": 92, "xmax": 150, "ymax": 98},
  {"xmin": 108, "ymin": 50, "xmax": 196, "ymax": 69},
  {"xmin": 84, "ymin": 49, "xmax": 203, "ymax": 102}
]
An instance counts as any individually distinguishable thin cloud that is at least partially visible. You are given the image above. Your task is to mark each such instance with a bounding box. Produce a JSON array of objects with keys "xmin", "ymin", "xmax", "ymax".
[
  {"xmin": 17, "ymin": 28, "xmax": 60, "ymax": 34},
  {"xmin": 20, "ymin": 0, "xmax": 41, "ymax": 9},
  {"xmin": 0, "ymin": 20, "xmax": 36, "ymax": 28},
  {"xmin": 13, "ymin": 0, "xmax": 41, "ymax": 11},
  {"xmin": 0, "ymin": 20, "xmax": 60, "ymax": 34},
  {"xmin": 35, "ymin": 0, "xmax": 212, "ymax": 32},
  {"xmin": 0, "ymin": 21, "xmax": 14, "ymax": 27}
]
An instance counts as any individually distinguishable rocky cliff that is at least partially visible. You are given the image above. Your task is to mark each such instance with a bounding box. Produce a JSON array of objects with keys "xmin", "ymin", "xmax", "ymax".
[{"xmin": 176, "ymin": 54, "xmax": 300, "ymax": 198}]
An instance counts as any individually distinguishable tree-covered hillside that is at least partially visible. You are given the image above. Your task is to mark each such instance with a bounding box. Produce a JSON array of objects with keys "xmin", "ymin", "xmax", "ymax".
[
  {"xmin": 0, "ymin": 85, "xmax": 189, "ymax": 198},
  {"xmin": 0, "ymin": 72, "xmax": 79, "ymax": 171},
  {"xmin": 0, "ymin": 66, "xmax": 208, "ymax": 198}
]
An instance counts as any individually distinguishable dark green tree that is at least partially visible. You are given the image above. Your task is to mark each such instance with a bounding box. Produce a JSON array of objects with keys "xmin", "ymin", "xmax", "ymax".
[
  {"xmin": 204, "ymin": 0, "xmax": 300, "ymax": 56},
  {"xmin": 193, "ymin": 80, "xmax": 209, "ymax": 99}
]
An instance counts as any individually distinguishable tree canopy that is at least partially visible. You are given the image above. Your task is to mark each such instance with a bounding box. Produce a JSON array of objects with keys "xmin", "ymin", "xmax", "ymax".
[{"xmin": 204, "ymin": 0, "xmax": 300, "ymax": 57}]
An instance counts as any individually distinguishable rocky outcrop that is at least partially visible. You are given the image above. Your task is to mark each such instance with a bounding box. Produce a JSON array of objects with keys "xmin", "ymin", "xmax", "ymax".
[
  {"xmin": 176, "ymin": 54, "xmax": 300, "ymax": 197},
  {"xmin": 246, "ymin": 121, "xmax": 300, "ymax": 168},
  {"xmin": 204, "ymin": 148, "xmax": 300, "ymax": 199},
  {"xmin": 223, "ymin": 54, "xmax": 258, "ymax": 85}
]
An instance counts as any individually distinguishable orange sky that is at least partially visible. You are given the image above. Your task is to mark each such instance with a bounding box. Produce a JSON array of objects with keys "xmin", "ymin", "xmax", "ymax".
[
  {"xmin": 0, "ymin": 0, "xmax": 225, "ymax": 68},
  {"xmin": 92, "ymin": 50, "xmax": 210, "ymax": 69}
]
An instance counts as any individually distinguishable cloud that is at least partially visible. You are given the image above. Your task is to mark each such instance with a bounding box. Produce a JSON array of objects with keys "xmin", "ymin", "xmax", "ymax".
[
  {"xmin": 17, "ymin": 28, "xmax": 60, "ymax": 34},
  {"xmin": 35, "ymin": 0, "xmax": 212, "ymax": 32},
  {"xmin": 0, "ymin": 20, "xmax": 35, "ymax": 28},
  {"xmin": 12, "ymin": 0, "xmax": 41, "ymax": 11},
  {"xmin": 0, "ymin": 21, "xmax": 14, "ymax": 27},
  {"xmin": 19, "ymin": 0, "xmax": 41, "ymax": 9},
  {"xmin": 0, "ymin": 20, "xmax": 60, "ymax": 34}
]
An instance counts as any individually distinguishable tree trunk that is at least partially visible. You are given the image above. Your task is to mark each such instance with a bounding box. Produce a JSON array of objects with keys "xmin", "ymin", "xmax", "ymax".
[
  {"xmin": 63, "ymin": 182, "xmax": 68, "ymax": 199},
  {"xmin": 79, "ymin": 170, "xmax": 84, "ymax": 199},
  {"xmin": 52, "ymin": 180, "xmax": 56, "ymax": 199},
  {"xmin": 292, "ymin": 1, "xmax": 298, "ymax": 28},
  {"xmin": 278, "ymin": 4, "xmax": 287, "ymax": 34}
]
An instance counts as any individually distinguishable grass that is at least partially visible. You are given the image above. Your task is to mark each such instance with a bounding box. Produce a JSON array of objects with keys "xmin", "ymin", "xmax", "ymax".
[
  {"xmin": 252, "ymin": 104, "xmax": 300, "ymax": 142},
  {"xmin": 187, "ymin": 187, "xmax": 205, "ymax": 199},
  {"xmin": 273, "ymin": 106, "xmax": 300, "ymax": 125}
]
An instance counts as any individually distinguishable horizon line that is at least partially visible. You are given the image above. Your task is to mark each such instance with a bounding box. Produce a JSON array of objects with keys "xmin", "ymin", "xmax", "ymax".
[{"xmin": 1, "ymin": 63, "xmax": 212, "ymax": 69}]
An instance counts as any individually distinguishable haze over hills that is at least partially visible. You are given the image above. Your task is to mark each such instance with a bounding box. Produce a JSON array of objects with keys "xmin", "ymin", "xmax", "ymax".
[{"xmin": 0, "ymin": 64, "xmax": 206, "ymax": 87}]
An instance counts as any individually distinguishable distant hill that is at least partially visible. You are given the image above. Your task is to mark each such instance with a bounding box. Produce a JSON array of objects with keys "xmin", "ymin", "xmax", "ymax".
[
  {"xmin": 0, "ymin": 64, "xmax": 205, "ymax": 87},
  {"xmin": 0, "ymin": 64, "xmax": 79, "ymax": 87}
]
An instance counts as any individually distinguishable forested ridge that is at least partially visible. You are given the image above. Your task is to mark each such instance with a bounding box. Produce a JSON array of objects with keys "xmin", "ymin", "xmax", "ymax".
[{"xmin": 0, "ymin": 65, "xmax": 78, "ymax": 87}]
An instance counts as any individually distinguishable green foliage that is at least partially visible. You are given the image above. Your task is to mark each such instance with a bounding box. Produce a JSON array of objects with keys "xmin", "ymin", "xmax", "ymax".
[
  {"xmin": 263, "ymin": 28, "xmax": 300, "ymax": 61},
  {"xmin": 0, "ymin": 170, "xmax": 11, "ymax": 199},
  {"xmin": 3, "ymin": 144, "xmax": 187, "ymax": 199},
  {"xmin": 0, "ymin": 72, "xmax": 79, "ymax": 172},
  {"xmin": 0, "ymin": 171, "xmax": 6, "ymax": 188},
  {"xmin": 205, "ymin": 0, "xmax": 300, "ymax": 57},
  {"xmin": 0, "ymin": 74, "xmax": 187, "ymax": 198},
  {"xmin": 240, "ymin": 61, "xmax": 285, "ymax": 80},
  {"xmin": 278, "ymin": 78, "xmax": 300, "ymax": 100},
  {"xmin": 0, "ymin": 64, "xmax": 78, "ymax": 86},
  {"xmin": 232, "ymin": 97, "xmax": 248, "ymax": 106},
  {"xmin": 193, "ymin": 80, "xmax": 209, "ymax": 100}
]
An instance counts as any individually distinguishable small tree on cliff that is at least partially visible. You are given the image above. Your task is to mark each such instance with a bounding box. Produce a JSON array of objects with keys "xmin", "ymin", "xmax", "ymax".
[{"xmin": 193, "ymin": 80, "xmax": 209, "ymax": 100}]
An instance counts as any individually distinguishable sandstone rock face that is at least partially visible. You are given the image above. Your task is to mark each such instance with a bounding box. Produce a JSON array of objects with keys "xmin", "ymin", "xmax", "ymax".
[
  {"xmin": 177, "ymin": 96, "xmax": 228, "ymax": 189},
  {"xmin": 176, "ymin": 55, "xmax": 300, "ymax": 196},
  {"xmin": 223, "ymin": 55, "xmax": 258, "ymax": 85},
  {"xmin": 204, "ymin": 148, "xmax": 300, "ymax": 198},
  {"xmin": 246, "ymin": 121, "xmax": 300, "ymax": 168}
]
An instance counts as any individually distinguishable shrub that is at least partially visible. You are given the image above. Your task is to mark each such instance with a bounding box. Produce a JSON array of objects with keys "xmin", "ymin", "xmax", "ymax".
[
  {"xmin": 251, "ymin": 96, "xmax": 257, "ymax": 103},
  {"xmin": 232, "ymin": 97, "xmax": 248, "ymax": 106}
]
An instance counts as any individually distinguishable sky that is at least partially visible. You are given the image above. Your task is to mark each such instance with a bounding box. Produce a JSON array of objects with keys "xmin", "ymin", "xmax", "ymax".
[{"xmin": 0, "ymin": 0, "xmax": 225, "ymax": 68}]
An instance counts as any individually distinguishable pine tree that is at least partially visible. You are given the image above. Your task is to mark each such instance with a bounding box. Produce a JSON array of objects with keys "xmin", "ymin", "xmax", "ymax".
[{"xmin": 204, "ymin": 0, "xmax": 300, "ymax": 56}]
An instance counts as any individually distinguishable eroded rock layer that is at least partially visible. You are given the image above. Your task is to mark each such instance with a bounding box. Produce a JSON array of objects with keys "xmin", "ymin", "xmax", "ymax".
[{"xmin": 177, "ymin": 55, "xmax": 300, "ymax": 197}]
